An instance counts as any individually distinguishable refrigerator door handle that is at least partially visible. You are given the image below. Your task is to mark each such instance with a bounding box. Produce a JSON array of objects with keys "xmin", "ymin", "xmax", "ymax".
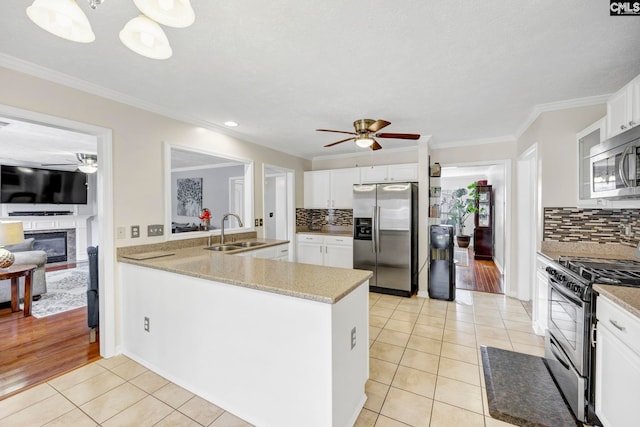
[
  {"xmin": 376, "ymin": 206, "xmax": 381, "ymax": 253},
  {"xmin": 372, "ymin": 206, "xmax": 377, "ymax": 253}
]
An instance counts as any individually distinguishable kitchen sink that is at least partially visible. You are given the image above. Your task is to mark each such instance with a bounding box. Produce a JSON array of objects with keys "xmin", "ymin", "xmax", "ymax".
[
  {"xmin": 205, "ymin": 241, "xmax": 268, "ymax": 251},
  {"xmin": 206, "ymin": 244, "xmax": 242, "ymax": 252},
  {"xmin": 235, "ymin": 241, "xmax": 267, "ymax": 248}
]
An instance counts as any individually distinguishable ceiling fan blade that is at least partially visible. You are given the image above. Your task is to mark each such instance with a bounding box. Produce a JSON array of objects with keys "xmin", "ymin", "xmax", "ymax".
[
  {"xmin": 367, "ymin": 120, "xmax": 391, "ymax": 132},
  {"xmin": 324, "ymin": 137, "xmax": 356, "ymax": 147},
  {"xmin": 316, "ymin": 129, "xmax": 358, "ymax": 135},
  {"xmin": 375, "ymin": 132, "xmax": 420, "ymax": 140},
  {"xmin": 370, "ymin": 140, "xmax": 382, "ymax": 151}
]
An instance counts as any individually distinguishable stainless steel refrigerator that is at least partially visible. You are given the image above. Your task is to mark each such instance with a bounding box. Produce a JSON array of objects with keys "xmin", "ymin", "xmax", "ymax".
[{"xmin": 353, "ymin": 182, "xmax": 418, "ymax": 297}]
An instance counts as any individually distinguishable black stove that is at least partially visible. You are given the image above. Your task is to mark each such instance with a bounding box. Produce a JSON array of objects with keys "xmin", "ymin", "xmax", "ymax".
[{"xmin": 557, "ymin": 256, "xmax": 640, "ymax": 287}]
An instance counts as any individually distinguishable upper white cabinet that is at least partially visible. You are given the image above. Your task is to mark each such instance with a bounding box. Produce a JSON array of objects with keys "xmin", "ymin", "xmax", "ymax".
[
  {"xmin": 303, "ymin": 168, "xmax": 359, "ymax": 209},
  {"xmin": 595, "ymin": 296, "xmax": 640, "ymax": 427},
  {"xmin": 576, "ymin": 118, "xmax": 606, "ymax": 206},
  {"xmin": 606, "ymin": 74, "xmax": 640, "ymax": 139},
  {"xmin": 360, "ymin": 163, "xmax": 418, "ymax": 183}
]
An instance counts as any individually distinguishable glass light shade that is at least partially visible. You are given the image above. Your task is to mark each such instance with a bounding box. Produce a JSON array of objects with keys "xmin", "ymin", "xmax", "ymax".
[
  {"xmin": 119, "ymin": 15, "xmax": 172, "ymax": 60},
  {"xmin": 355, "ymin": 136, "xmax": 374, "ymax": 147},
  {"xmin": 26, "ymin": 0, "xmax": 95, "ymax": 43},
  {"xmin": 133, "ymin": 0, "xmax": 195, "ymax": 28},
  {"xmin": 78, "ymin": 163, "xmax": 98, "ymax": 173}
]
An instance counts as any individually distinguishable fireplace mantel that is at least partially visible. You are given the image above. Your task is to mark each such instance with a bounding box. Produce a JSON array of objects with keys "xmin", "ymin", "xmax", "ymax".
[{"xmin": 0, "ymin": 214, "xmax": 92, "ymax": 262}]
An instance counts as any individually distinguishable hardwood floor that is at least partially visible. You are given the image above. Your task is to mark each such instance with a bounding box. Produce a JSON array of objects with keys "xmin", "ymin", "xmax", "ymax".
[
  {"xmin": 0, "ymin": 262, "xmax": 100, "ymax": 401},
  {"xmin": 456, "ymin": 247, "xmax": 504, "ymax": 294}
]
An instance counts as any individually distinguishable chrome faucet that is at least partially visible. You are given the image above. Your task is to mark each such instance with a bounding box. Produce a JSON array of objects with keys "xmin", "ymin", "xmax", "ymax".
[{"xmin": 221, "ymin": 213, "xmax": 244, "ymax": 245}]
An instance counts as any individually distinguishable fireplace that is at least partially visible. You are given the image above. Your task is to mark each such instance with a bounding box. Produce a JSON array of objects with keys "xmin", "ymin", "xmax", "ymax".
[{"xmin": 25, "ymin": 230, "xmax": 76, "ymax": 264}]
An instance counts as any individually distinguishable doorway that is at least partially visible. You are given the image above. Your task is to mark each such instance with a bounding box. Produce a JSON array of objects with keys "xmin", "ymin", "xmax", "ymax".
[
  {"xmin": 263, "ymin": 165, "xmax": 294, "ymax": 249},
  {"xmin": 439, "ymin": 161, "xmax": 509, "ymax": 294},
  {"xmin": 0, "ymin": 104, "xmax": 114, "ymax": 399}
]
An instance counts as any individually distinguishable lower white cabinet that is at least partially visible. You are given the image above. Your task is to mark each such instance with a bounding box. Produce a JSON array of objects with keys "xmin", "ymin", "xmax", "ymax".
[
  {"xmin": 234, "ymin": 243, "xmax": 290, "ymax": 261},
  {"xmin": 296, "ymin": 234, "xmax": 353, "ymax": 268},
  {"xmin": 595, "ymin": 295, "xmax": 640, "ymax": 427},
  {"xmin": 533, "ymin": 254, "xmax": 551, "ymax": 336}
]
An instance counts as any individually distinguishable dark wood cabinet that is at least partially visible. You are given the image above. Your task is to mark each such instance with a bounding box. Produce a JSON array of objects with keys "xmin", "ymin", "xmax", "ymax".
[{"xmin": 474, "ymin": 185, "xmax": 493, "ymax": 260}]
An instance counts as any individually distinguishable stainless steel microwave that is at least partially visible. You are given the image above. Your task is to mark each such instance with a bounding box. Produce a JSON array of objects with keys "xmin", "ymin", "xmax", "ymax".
[{"xmin": 589, "ymin": 125, "xmax": 640, "ymax": 199}]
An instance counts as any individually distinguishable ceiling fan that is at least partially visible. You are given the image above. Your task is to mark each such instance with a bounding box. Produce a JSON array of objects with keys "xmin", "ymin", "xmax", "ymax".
[
  {"xmin": 42, "ymin": 153, "xmax": 98, "ymax": 173},
  {"xmin": 317, "ymin": 119, "xmax": 420, "ymax": 151}
]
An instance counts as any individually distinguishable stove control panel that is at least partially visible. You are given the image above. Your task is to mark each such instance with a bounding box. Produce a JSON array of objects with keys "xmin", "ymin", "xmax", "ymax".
[{"xmin": 546, "ymin": 265, "xmax": 589, "ymax": 300}]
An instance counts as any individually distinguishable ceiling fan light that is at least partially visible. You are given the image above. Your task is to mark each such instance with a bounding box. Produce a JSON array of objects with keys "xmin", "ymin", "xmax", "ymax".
[
  {"xmin": 26, "ymin": 0, "xmax": 95, "ymax": 43},
  {"xmin": 77, "ymin": 163, "xmax": 98, "ymax": 173},
  {"xmin": 133, "ymin": 0, "xmax": 195, "ymax": 28},
  {"xmin": 119, "ymin": 15, "xmax": 172, "ymax": 60},
  {"xmin": 355, "ymin": 136, "xmax": 374, "ymax": 148}
]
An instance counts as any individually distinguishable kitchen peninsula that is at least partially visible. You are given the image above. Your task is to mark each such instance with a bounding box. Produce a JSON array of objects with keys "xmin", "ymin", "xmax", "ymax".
[{"xmin": 118, "ymin": 242, "xmax": 371, "ymax": 427}]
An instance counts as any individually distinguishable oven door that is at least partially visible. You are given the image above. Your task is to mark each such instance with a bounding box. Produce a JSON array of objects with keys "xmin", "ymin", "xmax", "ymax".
[{"xmin": 547, "ymin": 278, "xmax": 586, "ymax": 373}]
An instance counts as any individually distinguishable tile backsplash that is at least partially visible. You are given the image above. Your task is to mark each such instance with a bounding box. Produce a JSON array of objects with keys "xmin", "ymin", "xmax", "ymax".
[
  {"xmin": 296, "ymin": 208, "xmax": 353, "ymax": 228},
  {"xmin": 543, "ymin": 208, "xmax": 640, "ymax": 247}
]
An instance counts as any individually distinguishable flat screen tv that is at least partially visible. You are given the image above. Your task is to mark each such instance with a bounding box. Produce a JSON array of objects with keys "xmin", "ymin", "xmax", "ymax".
[{"xmin": 0, "ymin": 165, "xmax": 88, "ymax": 204}]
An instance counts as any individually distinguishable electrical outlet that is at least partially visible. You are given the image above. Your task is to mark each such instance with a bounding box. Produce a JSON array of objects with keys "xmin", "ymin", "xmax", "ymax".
[
  {"xmin": 259, "ymin": 218, "xmax": 263, "ymax": 226},
  {"xmin": 144, "ymin": 316, "xmax": 150, "ymax": 332},
  {"xmin": 117, "ymin": 227, "xmax": 126, "ymax": 239},
  {"xmin": 255, "ymin": 219, "xmax": 259, "ymax": 227},
  {"xmin": 147, "ymin": 224, "xmax": 164, "ymax": 237},
  {"xmin": 351, "ymin": 326, "xmax": 356, "ymax": 350},
  {"xmin": 131, "ymin": 225, "xmax": 140, "ymax": 238}
]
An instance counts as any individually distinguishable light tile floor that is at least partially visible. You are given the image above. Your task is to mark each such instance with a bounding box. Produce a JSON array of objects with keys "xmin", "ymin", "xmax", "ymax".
[
  {"xmin": 0, "ymin": 290, "xmax": 540, "ymax": 427},
  {"xmin": 355, "ymin": 290, "xmax": 542, "ymax": 427}
]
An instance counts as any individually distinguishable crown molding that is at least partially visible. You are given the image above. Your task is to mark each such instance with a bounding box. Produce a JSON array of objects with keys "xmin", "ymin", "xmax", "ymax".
[
  {"xmin": 0, "ymin": 53, "xmax": 249, "ymax": 140},
  {"xmin": 514, "ymin": 94, "xmax": 611, "ymax": 139}
]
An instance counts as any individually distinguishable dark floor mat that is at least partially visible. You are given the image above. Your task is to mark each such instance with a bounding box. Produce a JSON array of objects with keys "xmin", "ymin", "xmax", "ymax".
[{"xmin": 481, "ymin": 346, "xmax": 581, "ymax": 427}]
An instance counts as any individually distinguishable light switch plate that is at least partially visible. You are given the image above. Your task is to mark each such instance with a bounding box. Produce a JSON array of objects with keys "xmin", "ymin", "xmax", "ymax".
[{"xmin": 147, "ymin": 224, "xmax": 164, "ymax": 237}]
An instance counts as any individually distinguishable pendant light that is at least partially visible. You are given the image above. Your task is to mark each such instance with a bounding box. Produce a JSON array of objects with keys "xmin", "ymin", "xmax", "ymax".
[
  {"xmin": 26, "ymin": 0, "xmax": 95, "ymax": 43},
  {"xmin": 133, "ymin": 0, "xmax": 195, "ymax": 28},
  {"xmin": 119, "ymin": 15, "xmax": 172, "ymax": 60}
]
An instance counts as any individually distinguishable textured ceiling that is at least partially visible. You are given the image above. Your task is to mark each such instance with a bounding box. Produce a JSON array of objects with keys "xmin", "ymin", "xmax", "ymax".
[{"xmin": 0, "ymin": 0, "xmax": 639, "ymax": 160}]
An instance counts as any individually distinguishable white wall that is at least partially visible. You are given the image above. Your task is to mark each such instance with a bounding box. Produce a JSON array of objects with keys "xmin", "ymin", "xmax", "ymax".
[
  {"xmin": 171, "ymin": 165, "xmax": 244, "ymax": 227},
  {"xmin": 0, "ymin": 66, "xmax": 312, "ymax": 248},
  {"xmin": 312, "ymin": 148, "xmax": 419, "ymax": 170}
]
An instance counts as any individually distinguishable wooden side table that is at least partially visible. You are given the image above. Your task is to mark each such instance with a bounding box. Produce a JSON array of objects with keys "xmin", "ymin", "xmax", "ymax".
[{"xmin": 1, "ymin": 264, "xmax": 37, "ymax": 317}]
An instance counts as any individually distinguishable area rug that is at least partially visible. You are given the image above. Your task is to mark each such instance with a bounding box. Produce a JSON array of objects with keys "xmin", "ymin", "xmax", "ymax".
[{"xmin": 26, "ymin": 267, "xmax": 89, "ymax": 318}]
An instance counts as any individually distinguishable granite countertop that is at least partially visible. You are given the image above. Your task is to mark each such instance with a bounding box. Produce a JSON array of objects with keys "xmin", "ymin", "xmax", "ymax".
[
  {"xmin": 118, "ymin": 241, "xmax": 371, "ymax": 304},
  {"xmin": 538, "ymin": 241, "xmax": 637, "ymax": 262},
  {"xmin": 594, "ymin": 284, "xmax": 640, "ymax": 319}
]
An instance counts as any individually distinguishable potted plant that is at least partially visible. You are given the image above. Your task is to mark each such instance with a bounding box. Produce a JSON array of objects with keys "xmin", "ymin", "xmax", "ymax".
[{"xmin": 445, "ymin": 182, "xmax": 479, "ymax": 248}]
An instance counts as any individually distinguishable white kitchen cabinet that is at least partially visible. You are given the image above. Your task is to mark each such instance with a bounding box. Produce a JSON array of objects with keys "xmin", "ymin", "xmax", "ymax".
[
  {"xmin": 233, "ymin": 243, "xmax": 289, "ymax": 260},
  {"xmin": 606, "ymin": 74, "xmax": 640, "ymax": 139},
  {"xmin": 296, "ymin": 234, "xmax": 353, "ymax": 268},
  {"xmin": 323, "ymin": 236, "xmax": 354, "ymax": 269},
  {"xmin": 360, "ymin": 163, "xmax": 418, "ymax": 183},
  {"xmin": 532, "ymin": 254, "xmax": 551, "ymax": 336},
  {"xmin": 595, "ymin": 295, "xmax": 640, "ymax": 427},
  {"xmin": 576, "ymin": 118, "xmax": 606, "ymax": 207},
  {"xmin": 303, "ymin": 168, "xmax": 359, "ymax": 209}
]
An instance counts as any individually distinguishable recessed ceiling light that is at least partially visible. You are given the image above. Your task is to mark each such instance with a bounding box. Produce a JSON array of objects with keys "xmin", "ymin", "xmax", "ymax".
[{"xmin": 224, "ymin": 121, "xmax": 239, "ymax": 127}]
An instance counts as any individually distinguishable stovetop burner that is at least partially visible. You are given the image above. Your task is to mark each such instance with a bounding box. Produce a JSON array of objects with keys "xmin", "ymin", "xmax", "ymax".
[{"xmin": 557, "ymin": 256, "xmax": 640, "ymax": 287}]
